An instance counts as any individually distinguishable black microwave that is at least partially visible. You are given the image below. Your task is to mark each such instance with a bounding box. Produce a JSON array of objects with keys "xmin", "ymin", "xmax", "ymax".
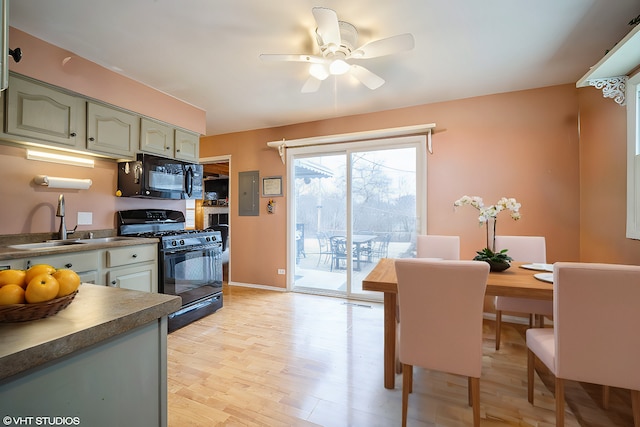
[{"xmin": 117, "ymin": 153, "xmax": 203, "ymax": 200}]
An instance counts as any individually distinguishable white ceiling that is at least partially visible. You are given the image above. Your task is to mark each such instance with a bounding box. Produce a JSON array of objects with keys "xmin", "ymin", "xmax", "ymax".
[{"xmin": 9, "ymin": 1, "xmax": 640, "ymax": 136}]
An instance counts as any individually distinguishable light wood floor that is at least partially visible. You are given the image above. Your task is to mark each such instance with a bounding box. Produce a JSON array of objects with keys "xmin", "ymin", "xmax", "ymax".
[{"xmin": 167, "ymin": 285, "xmax": 635, "ymax": 426}]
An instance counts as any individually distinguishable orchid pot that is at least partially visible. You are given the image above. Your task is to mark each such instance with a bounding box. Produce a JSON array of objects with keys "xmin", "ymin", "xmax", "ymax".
[{"xmin": 454, "ymin": 196, "xmax": 521, "ymax": 272}]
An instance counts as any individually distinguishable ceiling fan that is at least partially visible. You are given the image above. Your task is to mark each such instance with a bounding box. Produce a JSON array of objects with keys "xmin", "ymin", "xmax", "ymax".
[{"xmin": 260, "ymin": 7, "xmax": 415, "ymax": 93}]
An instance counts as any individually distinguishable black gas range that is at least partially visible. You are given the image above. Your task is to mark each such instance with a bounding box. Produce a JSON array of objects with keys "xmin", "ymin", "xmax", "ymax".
[{"xmin": 117, "ymin": 209, "xmax": 223, "ymax": 332}]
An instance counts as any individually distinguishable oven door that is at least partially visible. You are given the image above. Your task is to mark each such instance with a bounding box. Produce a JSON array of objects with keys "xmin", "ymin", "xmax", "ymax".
[{"xmin": 161, "ymin": 246, "xmax": 222, "ymax": 306}]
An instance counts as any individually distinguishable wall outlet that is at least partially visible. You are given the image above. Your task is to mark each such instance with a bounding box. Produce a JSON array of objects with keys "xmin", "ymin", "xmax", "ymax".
[
  {"xmin": 77, "ymin": 212, "xmax": 93, "ymax": 225},
  {"xmin": 277, "ymin": 269, "xmax": 285, "ymax": 275}
]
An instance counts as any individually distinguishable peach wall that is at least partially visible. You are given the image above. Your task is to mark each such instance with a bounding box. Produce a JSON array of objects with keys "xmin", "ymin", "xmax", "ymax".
[
  {"xmin": 8, "ymin": 28, "xmax": 206, "ymax": 135},
  {"xmin": 0, "ymin": 29, "xmax": 205, "ymax": 236},
  {"xmin": 0, "ymin": 144, "xmax": 186, "ymax": 235},
  {"xmin": 200, "ymin": 131, "xmax": 287, "ymax": 287},
  {"xmin": 201, "ymin": 84, "xmax": 581, "ymax": 288},
  {"xmin": 578, "ymin": 87, "xmax": 640, "ymax": 264}
]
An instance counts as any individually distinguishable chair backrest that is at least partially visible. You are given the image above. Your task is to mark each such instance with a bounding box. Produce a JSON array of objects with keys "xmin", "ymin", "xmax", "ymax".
[
  {"xmin": 373, "ymin": 233, "xmax": 391, "ymax": 257},
  {"xmin": 317, "ymin": 232, "xmax": 329, "ymax": 249},
  {"xmin": 329, "ymin": 236, "xmax": 347, "ymax": 255},
  {"xmin": 553, "ymin": 262, "xmax": 640, "ymax": 391},
  {"xmin": 494, "ymin": 236, "xmax": 546, "ymax": 263},
  {"xmin": 395, "ymin": 259, "xmax": 489, "ymax": 378},
  {"xmin": 416, "ymin": 235, "xmax": 460, "ymax": 260}
]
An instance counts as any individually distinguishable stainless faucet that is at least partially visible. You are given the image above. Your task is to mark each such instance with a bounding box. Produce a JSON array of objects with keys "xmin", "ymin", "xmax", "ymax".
[{"xmin": 56, "ymin": 194, "xmax": 77, "ymax": 240}]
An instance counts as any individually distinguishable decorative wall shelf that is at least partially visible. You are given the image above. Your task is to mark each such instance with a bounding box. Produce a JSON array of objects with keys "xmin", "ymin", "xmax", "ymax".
[{"xmin": 576, "ymin": 24, "xmax": 640, "ymax": 105}]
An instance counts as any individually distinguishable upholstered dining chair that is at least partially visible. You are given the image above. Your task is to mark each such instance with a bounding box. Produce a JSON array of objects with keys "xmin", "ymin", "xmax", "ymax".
[
  {"xmin": 493, "ymin": 235, "xmax": 552, "ymax": 350},
  {"xmin": 416, "ymin": 235, "xmax": 460, "ymax": 260},
  {"xmin": 526, "ymin": 262, "xmax": 640, "ymax": 426},
  {"xmin": 395, "ymin": 259, "xmax": 489, "ymax": 427},
  {"xmin": 395, "ymin": 235, "xmax": 460, "ymax": 374}
]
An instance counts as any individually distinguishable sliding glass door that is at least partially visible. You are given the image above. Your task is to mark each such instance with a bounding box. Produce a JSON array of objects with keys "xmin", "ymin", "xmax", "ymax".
[{"xmin": 288, "ymin": 136, "xmax": 426, "ymax": 300}]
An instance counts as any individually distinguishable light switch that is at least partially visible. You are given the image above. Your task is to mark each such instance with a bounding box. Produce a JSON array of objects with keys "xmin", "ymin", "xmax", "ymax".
[{"xmin": 77, "ymin": 212, "xmax": 93, "ymax": 225}]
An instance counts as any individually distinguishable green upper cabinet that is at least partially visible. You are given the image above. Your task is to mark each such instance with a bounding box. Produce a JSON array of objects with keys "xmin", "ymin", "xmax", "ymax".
[
  {"xmin": 140, "ymin": 117, "xmax": 174, "ymax": 157},
  {"xmin": 87, "ymin": 101, "xmax": 139, "ymax": 158},
  {"xmin": 174, "ymin": 128, "xmax": 199, "ymax": 162},
  {"xmin": 1, "ymin": 73, "xmax": 198, "ymax": 161},
  {"xmin": 5, "ymin": 74, "xmax": 86, "ymax": 149}
]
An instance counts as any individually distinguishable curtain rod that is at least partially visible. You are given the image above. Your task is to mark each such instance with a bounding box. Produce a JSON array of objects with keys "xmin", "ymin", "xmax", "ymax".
[{"xmin": 266, "ymin": 123, "xmax": 436, "ymax": 163}]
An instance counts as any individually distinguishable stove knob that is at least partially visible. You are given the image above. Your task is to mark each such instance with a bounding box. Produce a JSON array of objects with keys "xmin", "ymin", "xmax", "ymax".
[
  {"xmin": 180, "ymin": 239, "xmax": 185, "ymax": 245},
  {"xmin": 171, "ymin": 241, "xmax": 177, "ymax": 247}
]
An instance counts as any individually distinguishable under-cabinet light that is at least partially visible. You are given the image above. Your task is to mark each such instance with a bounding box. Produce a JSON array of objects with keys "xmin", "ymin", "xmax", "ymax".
[{"xmin": 26, "ymin": 149, "xmax": 94, "ymax": 168}]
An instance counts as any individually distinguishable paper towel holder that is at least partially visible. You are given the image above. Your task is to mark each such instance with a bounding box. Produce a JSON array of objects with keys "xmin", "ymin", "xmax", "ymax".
[{"xmin": 34, "ymin": 175, "xmax": 92, "ymax": 190}]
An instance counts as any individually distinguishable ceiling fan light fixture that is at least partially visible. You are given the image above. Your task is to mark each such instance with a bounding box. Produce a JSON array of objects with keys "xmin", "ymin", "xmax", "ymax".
[
  {"xmin": 329, "ymin": 59, "xmax": 350, "ymax": 75},
  {"xmin": 309, "ymin": 63, "xmax": 329, "ymax": 80},
  {"xmin": 260, "ymin": 7, "xmax": 414, "ymax": 93}
]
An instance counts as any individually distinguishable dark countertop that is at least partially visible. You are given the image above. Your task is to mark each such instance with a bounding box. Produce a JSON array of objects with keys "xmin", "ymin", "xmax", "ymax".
[
  {"xmin": 0, "ymin": 283, "xmax": 181, "ymax": 381},
  {"xmin": 0, "ymin": 236, "xmax": 159, "ymax": 260}
]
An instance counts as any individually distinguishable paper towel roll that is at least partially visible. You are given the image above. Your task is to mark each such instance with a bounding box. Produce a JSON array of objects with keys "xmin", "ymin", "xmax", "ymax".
[{"xmin": 34, "ymin": 175, "xmax": 92, "ymax": 190}]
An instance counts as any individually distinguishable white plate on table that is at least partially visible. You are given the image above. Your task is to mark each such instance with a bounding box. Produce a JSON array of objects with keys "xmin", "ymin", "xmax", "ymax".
[
  {"xmin": 520, "ymin": 263, "xmax": 554, "ymax": 272},
  {"xmin": 533, "ymin": 272, "xmax": 554, "ymax": 283}
]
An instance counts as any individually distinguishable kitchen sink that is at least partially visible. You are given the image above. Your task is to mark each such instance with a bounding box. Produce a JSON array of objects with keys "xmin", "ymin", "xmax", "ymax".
[
  {"xmin": 75, "ymin": 236, "xmax": 137, "ymax": 243},
  {"xmin": 6, "ymin": 236, "xmax": 144, "ymax": 251},
  {"xmin": 8, "ymin": 240, "xmax": 88, "ymax": 250}
]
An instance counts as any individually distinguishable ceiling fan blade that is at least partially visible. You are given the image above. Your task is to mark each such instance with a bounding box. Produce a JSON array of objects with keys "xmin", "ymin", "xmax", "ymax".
[
  {"xmin": 312, "ymin": 7, "xmax": 341, "ymax": 47},
  {"xmin": 301, "ymin": 77, "xmax": 322, "ymax": 93},
  {"xmin": 351, "ymin": 33, "xmax": 415, "ymax": 59},
  {"xmin": 349, "ymin": 65, "xmax": 385, "ymax": 90},
  {"xmin": 259, "ymin": 54, "xmax": 326, "ymax": 64}
]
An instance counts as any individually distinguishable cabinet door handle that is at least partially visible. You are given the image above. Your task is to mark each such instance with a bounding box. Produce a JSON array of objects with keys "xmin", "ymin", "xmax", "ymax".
[
  {"xmin": 176, "ymin": 149, "xmax": 180, "ymax": 153},
  {"xmin": 70, "ymin": 132, "xmax": 76, "ymax": 137},
  {"xmin": 65, "ymin": 263, "xmax": 72, "ymax": 268},
  {"xmin": 132, "ymin": 254, "xmax": 138, "ymax": 258},
  {"xmin": 89, "ymin": 137, "xmax": 95, "ymax": 142},
  {"xmin": 166, "ymin": 146, "xmax": 170, "ymax": 150},
  {"xmin": 110, "ymin": 280, "xmax": 117, "ymax": 286}
]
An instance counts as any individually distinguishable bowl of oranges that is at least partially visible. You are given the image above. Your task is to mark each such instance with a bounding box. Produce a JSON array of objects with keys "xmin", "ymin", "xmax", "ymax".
[{"xmin": 0, "ymin": 264, "xmax": 81, "ymax": 322}]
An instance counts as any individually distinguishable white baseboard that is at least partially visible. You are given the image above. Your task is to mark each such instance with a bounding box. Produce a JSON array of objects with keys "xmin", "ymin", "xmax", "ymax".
[{"xmin": 227, "ymin": 281, "xmax": 286, "ymax": 292}]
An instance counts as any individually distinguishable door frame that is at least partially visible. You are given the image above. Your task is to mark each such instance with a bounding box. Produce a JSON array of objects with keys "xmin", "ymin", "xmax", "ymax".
[
  {"xmin": 285, "ymin": 135, "xmax": 427, "ymax": 294},
  {"xmin": 200, "ymin": 154, "xmax": 232, "ymax": 283}
]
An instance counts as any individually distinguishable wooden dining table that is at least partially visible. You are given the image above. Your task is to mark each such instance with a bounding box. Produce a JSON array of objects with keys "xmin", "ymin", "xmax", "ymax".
[{"xmin": 362, "ymin": 258, "xmax": 553, "ymax": 389}]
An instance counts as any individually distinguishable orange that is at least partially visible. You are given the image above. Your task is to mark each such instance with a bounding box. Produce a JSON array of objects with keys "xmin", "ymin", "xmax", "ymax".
[
  {"xmin": 53, "ymin": 269, "xmax": 81, "ymax": 297},
  {"xmin": 0, "ymin": 269, "xmax": 27, "ymax": 289},
  {"xmin": 25, "ymin": 264, "xmax": 56, "ymax": 284},
  {"xmin": 0, "ymin": 284, "xmax": 26, "ymax": 305},
  {"xmin": 25, "ymin": 274, "xmax": 60, "ymax": 303}
]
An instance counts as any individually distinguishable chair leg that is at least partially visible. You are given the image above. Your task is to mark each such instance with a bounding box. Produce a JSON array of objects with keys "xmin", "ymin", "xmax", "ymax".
[
  {"xmin": 402, "ymin": 364, "xmax": 412, "ymax": 427},
  {"xmin": 495, "ymin": 310, "xmax": 502, "ymax": 350},
  {"xmin": 556, "ymin": 377, "xmax": 565, "ymax": 427},
  {"xmin": 631, "ymin": 389, "xmax": 640, "ymax": 427},
  {"xmin": 395, "ymin": 318, "xmax": 402, "ymax": 375},
  {"xmin": 527, "ymin": 348, "xmax": 535, "ymax": 404},
  {"xmin": 602, "ymin": 385, "xmax": 610, "ymax": 409},
  {"xmin": 470, "ymin": 377, "xmax": 480, "ymax": 427}
]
